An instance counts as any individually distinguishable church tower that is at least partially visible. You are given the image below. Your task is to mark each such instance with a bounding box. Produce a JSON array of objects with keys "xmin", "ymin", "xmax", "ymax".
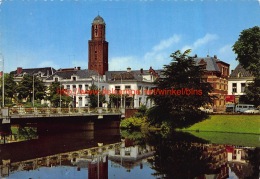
[{"xmin": 88, "ymin": 15, "xmax": 108, "ymax": 75}]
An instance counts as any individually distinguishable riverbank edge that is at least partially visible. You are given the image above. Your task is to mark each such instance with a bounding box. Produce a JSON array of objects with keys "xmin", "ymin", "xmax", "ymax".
[
  {"xmin": 120, "ymin": 115, "xmax": 260, "ymax": 134},
  {"xmin": 180, "ymin": 115, "xmax": 260, "ymax": 134},
  {"xmin": 177, "ymin": 129, "xmax": 260, "ymax": 135}
]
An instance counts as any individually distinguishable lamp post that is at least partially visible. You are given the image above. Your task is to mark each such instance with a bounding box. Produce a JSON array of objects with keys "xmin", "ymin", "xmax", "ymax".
[
  {"xmin": 120, "ymin": 75, "xmax": 123, "ymax": 109},
  {"xmin": 97, "ymin": 73, "xmax": 99, "ymax": 108},
  {"xmin": 59, "ymin": 81, "xmax": 62, "ymax": 108},
  {"xmin": 33, "ymin": 74, "xmax": 35, "ymax": 107},
  {"xmin": 0, "ymin": 54, "xmax": 4, "ymax": 107},
  {"xmin": 32, "ymin": 73, "xmax": 39, "ymax": 107}
]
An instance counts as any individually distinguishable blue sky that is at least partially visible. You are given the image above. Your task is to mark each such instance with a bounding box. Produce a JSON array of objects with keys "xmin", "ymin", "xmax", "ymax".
[{"xmin": 0, "ymin": 0, "xmax": 259, "ymax": 73}]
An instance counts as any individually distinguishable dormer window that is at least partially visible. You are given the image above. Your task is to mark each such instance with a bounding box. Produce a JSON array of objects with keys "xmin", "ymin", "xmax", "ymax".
[
  {"xmin": 198, "ymin": 59, "xmax": 207, "ymax": 69},
  {"xmin": 72, "ymin": 77, "xmax": 76, "ymax": 81},
  {"xmin": 237, "ymin": 72, "xmax": 243, "ymax": 78},
  {"xmin": 55, "ymin": 77, "xmax": 58, "ymax": 82},
  {"xmin": 38, "ymin": 72, "xmax": 42, "ymax": 77}
]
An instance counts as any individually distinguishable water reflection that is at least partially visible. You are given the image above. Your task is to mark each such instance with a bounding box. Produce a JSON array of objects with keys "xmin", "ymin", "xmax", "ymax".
[
  {"xmin": 144, "ymin": 131, "xmax": 259, "ymax": 179},
  {"xmin": 0, "ymin": 124, "xmax": 38, "ymax": 144},
  {"xmin": 0, "ymin": 126, "xmax": 259, "ymax": 179}
]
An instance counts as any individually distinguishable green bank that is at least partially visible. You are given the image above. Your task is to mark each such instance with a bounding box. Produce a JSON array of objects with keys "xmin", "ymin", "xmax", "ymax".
[
  {"xmin": 181, "ymin": 115, "xmax": 260, "ymax": 147},
  {"xmin": 182, "ymin": 115, "xmax": 260, "ymax": 134}
]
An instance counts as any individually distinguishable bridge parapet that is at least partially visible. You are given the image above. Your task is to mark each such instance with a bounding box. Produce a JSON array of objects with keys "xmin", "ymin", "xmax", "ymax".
[{"xmin": 1, "ymin": 107, "xmax": 125, "ymax": 118}]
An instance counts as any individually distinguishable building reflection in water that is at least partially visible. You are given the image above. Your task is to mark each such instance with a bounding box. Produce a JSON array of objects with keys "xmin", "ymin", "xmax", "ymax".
[
  {"xmin": 226, "ymin": 145, "xmax": 256, "ymax": 179},
  {"xmin": 0, "ymin": 130, "xmax": 258, "ymax": 178},
  {"xmin": 108, "ymin": 139, "xmax": 155, "ymax": 172}
]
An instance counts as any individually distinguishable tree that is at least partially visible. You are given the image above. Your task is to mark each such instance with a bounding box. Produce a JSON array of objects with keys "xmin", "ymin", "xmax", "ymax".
[
  {"xmin": 46, "ymin": 81, "xmax": 72, "ymax": 107},
  {"xmin": 233, "ymin": 26, "xmax": 260, "ymax": 106},
  {"xmin": 89, "ymin": 84, "xmax": 106, "ymax": 108},
  {"xmin": 233, "ymin": 26, "xmax": 260, "ymax": 77},
  {"xmin": 17, "ymin": 74, "xmax": 46, "ymax": 102},
  {"xmin": 239, "ymin": 78, "xmax": 260, "ymax": 107},
  {"xmin": 108, "ymin": 94, "xmax": 129, "ymax": 108},
  {"xmin": 147, "ymin": 50, "xmax": 213, "ymax": 128},
  {"xmin": 0, "ymin": 74, "xmax": 17, "ymax": 105}
]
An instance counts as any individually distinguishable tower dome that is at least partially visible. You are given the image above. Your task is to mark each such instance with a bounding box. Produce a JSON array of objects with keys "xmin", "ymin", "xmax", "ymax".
[{"xmin": 92, "ymin": 15, "xmax": 105, "ymax": 25}]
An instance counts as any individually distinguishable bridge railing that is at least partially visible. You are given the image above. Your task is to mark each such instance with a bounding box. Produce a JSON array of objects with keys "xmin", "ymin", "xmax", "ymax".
[{"xmin": 6, "ymin": 107, "xmax": 122, "ymax": 116}]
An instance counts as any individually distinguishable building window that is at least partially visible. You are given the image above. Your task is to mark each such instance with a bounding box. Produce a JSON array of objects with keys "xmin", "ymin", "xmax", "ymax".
[
  {"xmin": 85, "ymin": 85, "xmax": 89, "ymax": 90},
  {"xmin": 241, "ymin": 83, "xmax": 246, "ymax": 93},
  {"xmin": 115, "ymin": 86, "xmax": 121, "ymax": 94},
  {"xmin": 79, "ymin": 85, "xmax": 82, "ymax": 91},
  {"xmin": 138, "ymin": 86, "xmax": 143, "ymax": 94},
  {"xmin": 79, "ymin": 97, "xmax": 82, "ymax": 107},
  {"xmin": 232, "ymin": 83, "xmax": 237, "ymax": 93},
  {"xmin": 67, "ymin": 85, "xmax": 70, "ymax": 90},
  {"xmin": 125, "ymin": 85, "xmax": 131, "ymax": 90},
  {"xmin": 55, "ymin": 77, "xmax": 58, "ymax": 82},
  {"xmin": 72, "ymin": 77, "xmax": 76, "ymax": 81},
  {"xmin": 73, "ymin": 85, "xmax": 76, "ymax": 92},
  {"xmin": 216, "ymin": 83, "xmax": 219, "ymax": 89}
]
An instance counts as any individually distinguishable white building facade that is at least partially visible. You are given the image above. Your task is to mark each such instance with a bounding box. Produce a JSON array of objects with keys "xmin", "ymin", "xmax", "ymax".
[
  {"xmin": 228, "ymin": 64, "xmax": 254, "ymax": 102},
  {"xmin": 45, "ymin": 67, "xmax": 101, "ymax": 108},
  {"xmin": 44, "ymin": 67, "xmax": 160, "ymax": 109}
]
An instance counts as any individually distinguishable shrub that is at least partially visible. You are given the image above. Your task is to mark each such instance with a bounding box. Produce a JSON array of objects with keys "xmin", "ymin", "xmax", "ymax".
[{"xmin": 120, "ymin": 117, "xmax": 147, "ymax": 129}]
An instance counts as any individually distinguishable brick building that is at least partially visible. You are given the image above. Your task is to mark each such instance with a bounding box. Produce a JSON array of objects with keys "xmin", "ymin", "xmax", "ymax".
[
  {"xmin": 194, "ymin": 55, "xmax": 230, "ymax": 112},
  {"xmin": 88, "ymin": 15, "xmax": 108, "ymax": 75}
]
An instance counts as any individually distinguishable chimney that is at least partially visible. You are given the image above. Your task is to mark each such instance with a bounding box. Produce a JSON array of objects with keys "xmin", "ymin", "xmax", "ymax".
[
  {"xmin": 127, "ymin": 67, "xmax": 131, "ymax": 72},
  {"xmin": 77, "ymin": 67, "xmax": 81, "ymax": 70},
  {"xmin": 214, "ymin": 55, "xmax": 217, "ymax": 59},
  {"xmin": 17, "ymin": 67, "xmax": 23, "ymax": 75},
  {"xmin": 194, "ymin": 54, "xmax": 197, "ymax": 58},
  {"xmin": 140, "ymin": 68, "xmax": 143, "ymax": 74}
]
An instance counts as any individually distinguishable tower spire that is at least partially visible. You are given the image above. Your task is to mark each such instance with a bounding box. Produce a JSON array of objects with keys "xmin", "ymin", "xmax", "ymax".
[{"xmin": 88, "ymin": 15, "xmax": 108, "ymax": 75}]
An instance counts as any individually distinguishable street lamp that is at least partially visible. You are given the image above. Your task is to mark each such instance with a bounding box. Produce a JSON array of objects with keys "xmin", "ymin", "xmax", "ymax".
[
  {"xmin": 91, "ymin": 70, "xmax": 100, "ymax": 108},
  {"xmin": 59, "ymin": 81, "xmax": 62, "ymax": 108},
  {"xmin": 32, "ymin": 73, "xmax": 39, "ymax": 107},
  {"xmin": 32, "ymin": 74, "xmax": 35, "ymax": 107},
  {"xmin": 97, "ymin": 73, "xmax": 100, "ymax": 108},
  {"xmin": 0, "ymin": 54, "xmax": 4, "ymax": 107},
  {"xmin": 120, "ymin": 74, "xmax": 123, "ymax": 109}
]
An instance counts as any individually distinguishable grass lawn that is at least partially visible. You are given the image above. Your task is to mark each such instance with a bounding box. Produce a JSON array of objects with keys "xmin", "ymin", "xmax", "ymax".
[
  {"xmin": 180, "ymin": 115, "xmax": 260, "ymax": 147},
  {"xmin": 182, "ymin": 115, "xmax": 260, "ymax": 134}
]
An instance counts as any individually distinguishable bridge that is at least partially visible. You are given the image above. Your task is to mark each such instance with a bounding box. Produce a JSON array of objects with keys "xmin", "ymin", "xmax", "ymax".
[
  {"xmin": 1, "ymin": 107, "xmax": 124, "ymax": 119},
  {"xmin": 0, "ymin": 107, "xmax": 125, "ymax": 132}
]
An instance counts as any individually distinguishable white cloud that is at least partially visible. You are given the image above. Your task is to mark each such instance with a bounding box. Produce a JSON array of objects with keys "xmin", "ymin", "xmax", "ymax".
[
  {"xmin": 109, "ymin": 56, "xmax": 140, "ymax": 71},
  {"xmin": 181, "ymin": 33, "xmax": 218, "ymax": 52},
  {"xmin": 152, "ymin": 35, "xmax": 181, "ymax": 52},
  {"xmin": 109, "ymin": 33, "xmax": 221, "ymax": 71},
  {"xmin": 218, "ymin": 44, "xmax": 237, "ymax": 70},
  {"xmin": 143, "ymin": 35, "xmax": 181, "ymax": 68},
  {"xmin": 219, "ymin": 44, "xmax": 232, "ymax": 55},
  {"xmin": 110, "ymin": 35, "xmax": 181, "ymax": 71}
]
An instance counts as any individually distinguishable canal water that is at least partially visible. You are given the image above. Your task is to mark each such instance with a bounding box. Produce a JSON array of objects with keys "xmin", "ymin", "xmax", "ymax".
[{"xmin": 0, "ymin": 123, "xmax": 259, "ymax": 179}]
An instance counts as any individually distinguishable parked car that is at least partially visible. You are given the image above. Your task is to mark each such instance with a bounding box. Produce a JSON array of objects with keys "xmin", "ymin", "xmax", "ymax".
[{"xmin": 243, "ymin": 109, "xmax": 260, "ymax": 114}]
